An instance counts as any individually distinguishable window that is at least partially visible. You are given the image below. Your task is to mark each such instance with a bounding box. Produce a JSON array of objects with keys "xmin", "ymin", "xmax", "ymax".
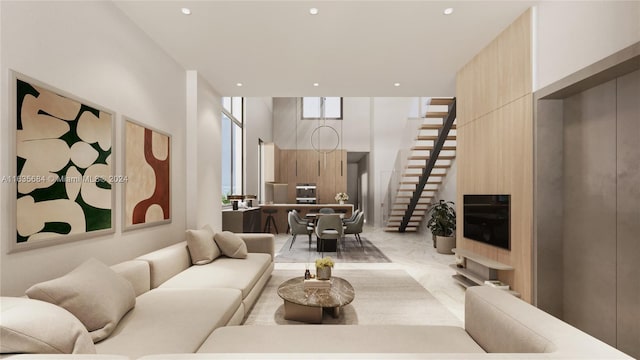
[
  {"xmin": 302, "ymin": 97, "xmax": 342, "ymax": 119},
  {"xmin": 221, "ymin": 97, "xmax": 243, "ymax": 204}
]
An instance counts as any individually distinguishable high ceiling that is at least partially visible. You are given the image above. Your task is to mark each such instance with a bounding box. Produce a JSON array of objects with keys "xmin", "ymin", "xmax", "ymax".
[{"xmin": 115, "ymin": 1, "xmax": 536, "ymax": 97}]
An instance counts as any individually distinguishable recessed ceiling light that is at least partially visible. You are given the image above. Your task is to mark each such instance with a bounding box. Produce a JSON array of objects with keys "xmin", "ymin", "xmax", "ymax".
[
  {"xmin": 313, "ymin": 83, "xmax": 320, "ymax": 87},
  {"xmin": 394, "ymin": 83, "xmax": 401, "ymax": 87},
  {"xmin": 181, "ymin": 7, "xmax": 191, "ymax": 15},
  {"xmin": 443, "ymin": 8, "xmax": 454, "ymax": 15},
  {"xmin": 236, "ymin": 82, "xmax": 243, "ymax": 87},
  {"xmin": 309, "ymin": 7, "xmax": 319, "ymax": 15}
]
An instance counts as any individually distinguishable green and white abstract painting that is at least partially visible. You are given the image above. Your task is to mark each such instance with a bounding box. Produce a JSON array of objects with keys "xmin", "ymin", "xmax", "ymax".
[{"xmin": 12, "ymin": 73, "xmax": 114, "ymax": 251}]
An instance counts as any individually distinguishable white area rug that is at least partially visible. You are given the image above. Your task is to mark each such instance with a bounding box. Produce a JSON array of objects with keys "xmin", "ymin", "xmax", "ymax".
[{"xmin": 244, "ymin": 269, "xmax": 462, "ymax": 326}]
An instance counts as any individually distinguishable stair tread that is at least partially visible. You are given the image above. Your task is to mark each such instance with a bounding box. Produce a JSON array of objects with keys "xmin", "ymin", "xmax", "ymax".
[
  {"xmin": 412, "ymin": 145, "xmax": 457, "ymax": 151},
  {"xmin": 416, "ymin": 135, "xmax": 457, "ymax": 141},
  {"xmin": 408, "ymin": 155, "xmax": 456, "ymax": 160},
  {"xmin": 429, "ymin": 98, "xmax": 454, "ymax": 106},
  {"xmin": 425, "ymin": 111, "xmax": 449, "ymax": 118},
  {"xmin": 420, "ymin": 124, "xmax": 457, "ymax": 130},
  {"xmin": 383, "ymin": 227, "xmax": 418, "ymax": 232},
  {"xmin": 407, "ymin": 164, "xmax": 452, "ymax": 169}
]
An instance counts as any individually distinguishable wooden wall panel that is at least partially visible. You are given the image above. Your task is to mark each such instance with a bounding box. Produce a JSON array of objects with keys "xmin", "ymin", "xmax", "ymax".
[
  {"xmin": 278, "ymin": 149, "xmax": 347, "ymax": 204},
  {"xmin": 457, "ymin": 9, "xmax": 532, "ymax": 124},
  {"xmin": 456, "ymin": 8, "xmax": 533, "ymax": 302}
]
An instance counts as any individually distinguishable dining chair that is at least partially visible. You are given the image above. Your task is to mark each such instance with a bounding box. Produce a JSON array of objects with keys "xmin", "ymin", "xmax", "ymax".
[
  {"xmin": 343, "ymin": 211, "xmax": 365, "ymax": 247},
  {"xmin": 315, "ymin": 214, "xmax": 343, "ymax": 255},
  {"xmin": 288, "ymin": 211, "xmax": 314, "ymax": 250}
]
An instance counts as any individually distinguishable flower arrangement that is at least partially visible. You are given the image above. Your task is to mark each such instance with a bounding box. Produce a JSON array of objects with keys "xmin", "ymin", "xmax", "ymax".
[
  {"xmin": 335, "ymin": 192, "xmax": 349, "ymax": 202},
  {"xmin": 315, "ymin": 256, "xmax": 334, "ymax": 268}
]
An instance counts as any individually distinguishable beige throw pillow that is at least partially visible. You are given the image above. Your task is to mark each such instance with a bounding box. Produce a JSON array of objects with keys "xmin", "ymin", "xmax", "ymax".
[
  {"xmin": 25, "ymin": 258, "xmax": 136, "ymax": 343},
  {"xmin": 0, "ymin": 297, "xmax": 96, "ymax": 354},
  {"xmin": 214, "ymin": 231, "xmax": 248, "ymax": 259},
  {"xmin": 186, "ymin": 228, "xmax": 218, "ymax": 265}
]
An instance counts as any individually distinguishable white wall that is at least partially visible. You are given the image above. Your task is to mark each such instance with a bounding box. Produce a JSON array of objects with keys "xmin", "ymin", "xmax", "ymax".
[
  {"xmin": 535, "ymin": 1, "xmax": 640, "ymax": 90},
  {"xmin": 0, "ymin": 1, "xmax": 187, "ymax": 296},
  {"xmin": 186, "ymin": 72, "xmax": 223, "ymax": 231},
  {"xmin": 244, "ymin": 98, "xmax": 273, "ymax": 198},
  {"xmin": 371, "ymin": 97, "xmax": 415, "ymax": 226},
  {"xmin": 273, "ymin": 97, "xmax": 371, "ymax": 152}
]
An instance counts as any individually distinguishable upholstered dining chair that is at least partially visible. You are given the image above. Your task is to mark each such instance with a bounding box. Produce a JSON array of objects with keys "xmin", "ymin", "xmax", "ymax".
[
  {"xmin": 343, "ymin": 211, "xmax": 365, "ymax": 246},
  {"xmin": 288, "ymin": 211, "xmax": 314, "ymax": 250},
  {"xmin": 342, "ymin": 209, "xmax": 361, "ymax": 224},
  {"xmin": 318, "ymin": 208, "xmax": 335, "ymax": 214},
  {"xmin": 315, "ymin": 214, "xmax": 343, "ymax": 254}
]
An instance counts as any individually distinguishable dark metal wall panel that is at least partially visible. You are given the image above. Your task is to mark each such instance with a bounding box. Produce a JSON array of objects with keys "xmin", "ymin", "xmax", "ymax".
[
  {"xmin": 562, "ymin": 79, "xmax": 617, "ymax": 346},
  {"xmin": 534, "ymin": 99, "xmax": 565, "ymax": 318},
  {"xmin": 615, "ymin": 69, "xmax": 640, "ymax": 359}
]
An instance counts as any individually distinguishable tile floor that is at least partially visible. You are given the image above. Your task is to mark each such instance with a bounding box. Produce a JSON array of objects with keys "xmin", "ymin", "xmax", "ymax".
[{"xmin": 271, "ymin": 224, "xmax": 466, "ymax": 322}]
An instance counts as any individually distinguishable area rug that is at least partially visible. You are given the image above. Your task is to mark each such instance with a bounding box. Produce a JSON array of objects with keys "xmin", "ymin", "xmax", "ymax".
[
  {"xmin": 243, "ymin": 269, "xmax": 462, "ymax": 326},
  {"xmin": 275, "ymin": 236, "xmax": 391, "ymax": 263}
]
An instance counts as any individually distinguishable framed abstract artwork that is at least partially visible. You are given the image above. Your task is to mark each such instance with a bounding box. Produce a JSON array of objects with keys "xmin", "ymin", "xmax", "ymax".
[
  {"xmin": 123, "ymin": 118, "xmax": 171, "ymax": 230},
  {"xmin": 10, "ymin": 72, "xmax": 115, "ymax": 252}
]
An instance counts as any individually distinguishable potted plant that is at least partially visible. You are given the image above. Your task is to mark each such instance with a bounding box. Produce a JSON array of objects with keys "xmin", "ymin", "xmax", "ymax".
[
  {"xmin": 315, "ymin": 256, "xmax": 334, "ymax": 280},
  {"xmin": 335, "ymin": 192, "xmax": 349, "ymax": 205},
  {"xmin": 427, "ymin": 200, "xmax": 456, "ymax": 254}
]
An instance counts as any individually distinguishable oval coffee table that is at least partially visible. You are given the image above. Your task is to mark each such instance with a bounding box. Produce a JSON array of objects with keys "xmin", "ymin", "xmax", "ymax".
[{"xmin": 277, "ymin": 276, "xmax": 355, "ymax": 323}]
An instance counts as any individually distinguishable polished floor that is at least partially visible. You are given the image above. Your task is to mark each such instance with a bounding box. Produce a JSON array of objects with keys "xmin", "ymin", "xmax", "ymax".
[{"xmin": 271, "ymin": 225, "xmax": 466, "ymax": 322}]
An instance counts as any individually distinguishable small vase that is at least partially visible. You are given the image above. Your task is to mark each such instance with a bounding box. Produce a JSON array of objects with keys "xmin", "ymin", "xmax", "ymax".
[
  {"xmin": 339, "ymin": 200, "xmax": 344, "ymax": 205},
  {"xmin": 316, "ymin": 266, "xmax": 331, "ymax": 280}
]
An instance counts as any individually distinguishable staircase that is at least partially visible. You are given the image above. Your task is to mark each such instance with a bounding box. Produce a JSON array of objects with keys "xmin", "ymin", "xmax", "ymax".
[{"xmin": 384, "ymin": 98, "xmax": 457, "ymax": 232}]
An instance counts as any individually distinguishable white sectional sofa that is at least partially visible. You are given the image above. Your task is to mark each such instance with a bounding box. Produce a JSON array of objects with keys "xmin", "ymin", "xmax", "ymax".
[
  {"xmin": 1, "ymin": 232, "xmax": 274, "ymax": 359},
  {"xmin": 1, "ymin": 230, "xmax": 632, "ymax": 359}
]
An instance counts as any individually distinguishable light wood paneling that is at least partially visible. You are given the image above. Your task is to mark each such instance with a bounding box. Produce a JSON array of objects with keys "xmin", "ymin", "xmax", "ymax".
[
  {"xmin": 457, "ymin": 9, "xmax": 532, "ymax": 125},
  {"xmin": 278, "ymin": 149, "xmax": 347, "ymax": 204},
  {"xmin": 456, "ymin": 8, "xmax": 533, "ymax": 302}
]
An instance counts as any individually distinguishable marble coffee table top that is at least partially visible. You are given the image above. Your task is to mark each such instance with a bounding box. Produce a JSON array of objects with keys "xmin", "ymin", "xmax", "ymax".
[{"xmin": 277, "ymin": 276, "xmax": 355, "ymax": 308}]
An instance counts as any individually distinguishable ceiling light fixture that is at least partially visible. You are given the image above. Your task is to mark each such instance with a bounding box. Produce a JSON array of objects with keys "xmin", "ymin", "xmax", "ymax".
[
  {"xmin": 309, "ymin": 7, "xmax": 319, "ymax": 15},
  {"xmin": 313, "ymin": 83, "xmax": 320, "ymax": 87},
  {"xmin": 236, "ymin": 83, "xmax": 243, "ymax": 87},
  {"xmin": 181, "ymin": 7, "xmax": 192, "ymax": 15},
  {"xmin": 443, "ymin": 8, "xmax": 454, "ymax": 15},
  {"xmin": 394, "ymin": 83, "xmax": 401, "ymax": 87}
]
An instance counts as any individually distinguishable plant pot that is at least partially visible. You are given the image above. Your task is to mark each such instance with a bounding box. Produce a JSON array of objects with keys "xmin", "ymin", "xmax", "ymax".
[
  {"xmin": 316, "ymin": 266, "xmax": 332, "ymax": 280},
  {"xmin": 339, "ymin": 200, "xmax": 344, "ymax": 205},
  {"xmin": 436, "ymin": 235, "xmax": 455, "ymax": 254}
]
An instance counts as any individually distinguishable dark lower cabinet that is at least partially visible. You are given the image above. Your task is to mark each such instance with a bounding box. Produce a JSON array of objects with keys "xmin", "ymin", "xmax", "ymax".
[{"xmin": 222, "ymin": 207, "xmax": 261, "ymax": 233}]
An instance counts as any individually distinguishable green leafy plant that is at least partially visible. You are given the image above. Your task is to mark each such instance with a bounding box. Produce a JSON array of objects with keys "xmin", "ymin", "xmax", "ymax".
[
  {"xmin": 427, "ymin": 200, "xmax": 456, "ymax": 237},
  {"xmin": 315, "ymin": 256, "xmax": 335, "ymax": 268}
]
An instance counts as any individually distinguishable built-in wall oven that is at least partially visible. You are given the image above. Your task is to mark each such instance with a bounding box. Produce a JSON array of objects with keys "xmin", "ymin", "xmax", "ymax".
[{"xmin": 296, "ymin": 183, "xmax": 317, "ymax": 204}]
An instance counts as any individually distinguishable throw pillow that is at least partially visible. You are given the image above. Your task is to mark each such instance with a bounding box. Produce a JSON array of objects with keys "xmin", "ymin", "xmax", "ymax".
[
  {"xmin": 186, "ymin": 229, "xmax": 217, "ymax": 265},
  {"xmin": 214, "ymin": 231, "xmax": 248, "ymax": 259},
  {"xmin": 203, "ymin": 224, "xmax": 222, "ymax": 259},
  {"xmin": 0, "ymin": 297, "xmax": 96, "ymax": 354},
  {"xmin": 25, "ymin": 258, "xmax": 136, "ymax": 343}
]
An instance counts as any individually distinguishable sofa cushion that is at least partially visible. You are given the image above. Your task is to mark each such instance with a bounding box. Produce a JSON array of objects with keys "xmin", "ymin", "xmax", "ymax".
[
  {"xmin": 136, "ymin": 242, "xmax": 191, "ymax": 289},
  {"xmin": 159, "ymin": 253, "xmax": 271, "ymax": 298},
  {"xmin": 25, "ymin": 258, "xmax": 135, "ymax": 343},
  {"xmin": 94, "ymin": 288, "xmax": 242, "ymax": 359},
  {"xmin": 198, "ymin": 325, "xmax": 486, "ymax": 353},
  {"xmin": 110, "ymin": 260, "xmax": 150, "ymax": 297},
  {"xmin": 186, "ymin": 229, "xmax": 218, "ymax": 265},
  {"xmin": 0, "ymin": 297, "xmax": 96, "ymax": 354},
  {"xmin": 214, "ymin": 231, "xmax": 247, "ymax": 259}
]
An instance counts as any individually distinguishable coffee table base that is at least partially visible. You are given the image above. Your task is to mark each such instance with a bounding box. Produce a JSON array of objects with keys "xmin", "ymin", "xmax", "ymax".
[{"xmin": 283, "ymin": 300, "xmax": 341, "ymax": 323}]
